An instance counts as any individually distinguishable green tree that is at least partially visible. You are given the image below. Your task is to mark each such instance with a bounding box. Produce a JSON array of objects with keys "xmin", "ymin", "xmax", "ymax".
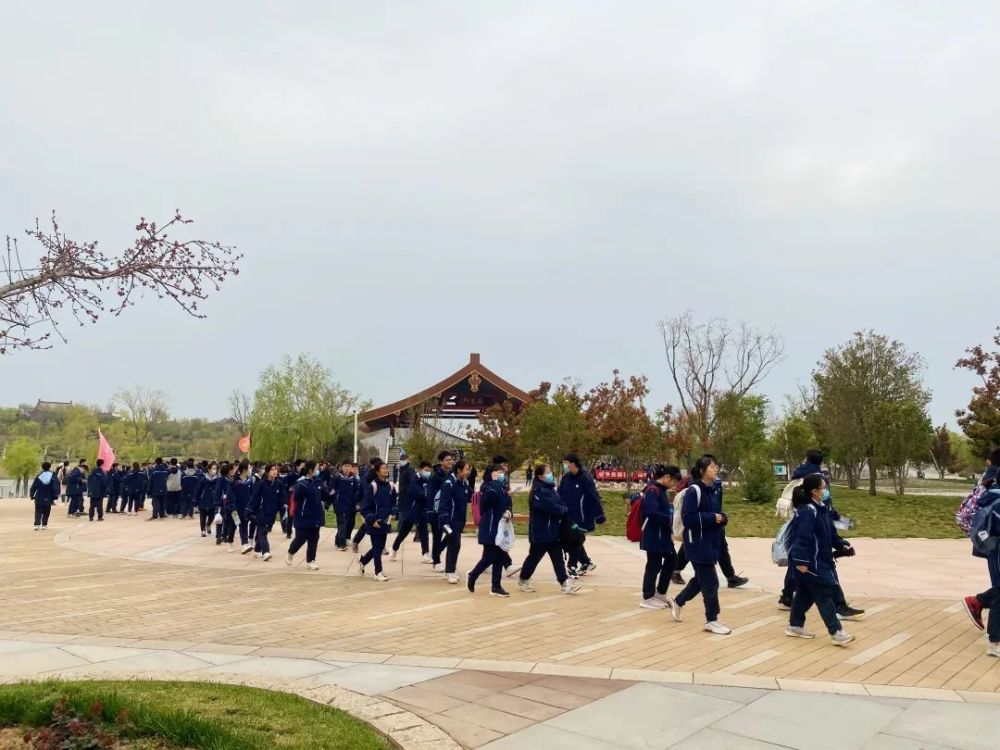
[
  {"xmin": 741, "ymin": 452, "xmax": 778, "ymax": 505},
  {"xmin": 955, "ymin": 327, "xmax": 1000, "ymax": 456},
  {"xmin": 248, "ymin": 354, "xmax": 365, "ymax": 460},
  {"xmin": 878, "ymin": 401, "xmax": 932, "ymax": 495},
  {"xmin": 2, "ymin": 437, "xmax": 42, "ymax": 495},
  {"xmin": 520, "ymin": 382, "xmax": 595, "ymax": 468},
  {"xmin": 709, "ymin": 392, "xmax": 768, "ymax": 482},
  {"xmin": 769, "ymin": 411, "xmax": 819, "ymax": 473},
  {"xmin": 812, "ymin": 331, "xmax": 930, "ymax": 495},
  {"xmin": 929, "ymin": 425, "xmax": 956, "ymax": 481},
  {"xmin": 466, "ymin": 399, "xmax": 525, "ymax": 469},
  {"xmin": 585, "ymin": 371, "xmax": 661, "ymax": 483}
]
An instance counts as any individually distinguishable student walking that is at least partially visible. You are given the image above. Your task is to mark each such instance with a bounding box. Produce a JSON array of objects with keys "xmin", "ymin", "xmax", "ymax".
[
  {"xmin": 231, "ymin": 462, "xmax": 254, "ymax": 553},
  {"xmin": 106, "ymin": 463, "xmax": 122, "ymax": 514},
  {"xmin": 30, "ymin": 461, "xmax": 60, "ymax": 530},
  {"xmin": 559, "ymin": 453, "xmax": 605, "ymax": 576},
  {"xmin": 86, "ymin": 458, "xmax": 108, "ymax": 522},
  {"xmin": 198, "ymin": 462, "xmax": 219, "ymax": 536},
  {"xmin": 785, "ymin": 474, "xmax": 856, "ymax": 646},
  {"xmin": 180, "ymin": 459, "xmax": 202, "ymax": 520},
  {"xmin": 517, "ymin": 464, "xmax": 581, "ymax": 595},
  {"xmin": 962, "ymin": 451, "xmax": 1000, "ymax": 657},
  {"xmin": 438, "ymin": 459, "xmax": 472, "ymax": 583},
  {"xmin": 639, "ymin": 465, "xmax": 682, "ymax": 610},
  {"xmin": 358, "ymin": 460, "xmax": 395, "ymax": 580},
  {"xmin": 147, "ymin": 458, "xmax": 169, "ymax": 521},
  {"xmin": 251, "ymin": 464, "xmax": 284, "ymax": 561},
  {"xmin": 671, "ymin": 455, "xmax": 731, "ymax": 634},
  {"xmin": 467, "ymin": 464, "xmax": 513, "ymax": 597},
  {"xmin": 425, "ymin": 451, "xmax": 455, "ymax": 567},
  {"xmin": 165, "ymin": 459, "xmax": 183, "ymax": 517},
  {"xmin": 332, "ymin": 460, "xmax": 359, "ymax": 551},
  {"xmin": 216, "ymin": 463, "xmax": 236, "ymax": 549},
  {"xmin": 66, "ymin": 460, "xmax": 87, "ymax": 517},
  {"xmin": 285, "ymin": 461, "xmax": 325, "ymax": 570},
  {"xmin": 350, "ymin": 458, "xmax": 379, "ymax": 552},
  {"xmin": 390, "ymin": 460, "xmax": 431, "ymax": 561}
]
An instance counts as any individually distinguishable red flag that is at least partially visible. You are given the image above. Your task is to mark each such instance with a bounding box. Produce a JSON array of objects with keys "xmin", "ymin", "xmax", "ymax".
[
  {"xmin": 238, "ymin": 434, "xmax": 251, "ymax": 454},
  {"xmin": 97, "ymin": 429, "xmax": 116, "ymax": 466}
]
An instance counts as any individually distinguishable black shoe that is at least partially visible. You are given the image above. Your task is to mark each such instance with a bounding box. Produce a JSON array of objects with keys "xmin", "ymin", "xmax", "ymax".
[
  {"xmin": 671, "ymin": 572, "xmax": 685, "ymax": 586},
  {"xmin": 777, "ymin": 596, "xmax": 793, "ymax": 611},
  {"xmin": 837, "ymin": 605, "xmax": 866, "ymax": 621},
  {"xmin": 467, "ymin": 579, "xmax": 475, "ymax": 593},
  {"xmin": 727, "ymin": 575, "xmax": 749, "ymax": 589},
  {"xmin": 491, "ymin": 588, "xmax": 511, "ymax": 598}
]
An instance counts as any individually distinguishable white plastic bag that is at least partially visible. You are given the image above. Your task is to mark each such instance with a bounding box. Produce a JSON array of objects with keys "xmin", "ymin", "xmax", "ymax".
[
  {"xmin": 214, "ymin": 511, "xmax": 223, "ymax": 525},
  {"xmin": 495, "ymin": 516, "xmax": 515, "ymax": 552}
]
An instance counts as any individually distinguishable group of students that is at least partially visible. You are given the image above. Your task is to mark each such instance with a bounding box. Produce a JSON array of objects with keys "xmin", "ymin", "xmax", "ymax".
[{"xmin": 633, "ymin": 450, "xmax": 865, "ymax": 645}]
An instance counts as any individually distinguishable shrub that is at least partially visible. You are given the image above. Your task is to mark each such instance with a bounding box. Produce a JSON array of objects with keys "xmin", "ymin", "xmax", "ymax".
[{"xmin": 741, "ymin": 453, "xmax": 778, "ymax": 505}]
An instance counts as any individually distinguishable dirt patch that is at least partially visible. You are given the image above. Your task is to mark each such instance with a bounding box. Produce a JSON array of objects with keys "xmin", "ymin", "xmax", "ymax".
[{"xmin": 0, "ymin": 726, "xmax": 187, "ymax": 750}]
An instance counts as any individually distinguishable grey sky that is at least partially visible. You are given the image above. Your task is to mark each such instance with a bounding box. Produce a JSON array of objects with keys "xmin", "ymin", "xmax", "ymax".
[{"xmin": 1, "ymin": 1, "xmax": 996, "ymax": 427}]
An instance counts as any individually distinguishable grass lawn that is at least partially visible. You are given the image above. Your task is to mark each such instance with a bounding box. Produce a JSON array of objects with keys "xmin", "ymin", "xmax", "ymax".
[
  {"xmin": 0, "ymin": 680, "xmax": 391, "ymax": 750},
  {"xmin": 511, "ymin": 485, "xmax": 967, "ymax": 539}
]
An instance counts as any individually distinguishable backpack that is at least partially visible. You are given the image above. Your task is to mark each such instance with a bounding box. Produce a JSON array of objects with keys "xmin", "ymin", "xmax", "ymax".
[
  {"xmin": 969, "ymin": 494, "xmax": 1000, "ymax": 557},
  {"xmin": 776, "ymin": 479, "xmax": 802, "ymax": 519},
  {"xmin": 673, "ymin": 484, "xmax": 700, "ymax": 541},
  {"xmin": 956, "ymin": 484, "xmax": 989, "ymax": 533},
  {"xmin": 626, "ymin": 485, "xmax": 657, "ymax": 543}
]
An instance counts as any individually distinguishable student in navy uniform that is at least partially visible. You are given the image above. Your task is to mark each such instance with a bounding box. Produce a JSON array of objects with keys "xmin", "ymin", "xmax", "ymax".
[
  {"xmin": 639, "ymin": 465, "xmax": 682, "ymax": 610},
  {"xmin": 215, "ymin": 462, "xmax": 236, "ymax": 548},
  {"xmin": 332, "ymin": 459, "xmax": 359, "ymax": 551},
  {"xmin": 30, "ymin": 461, "xmax": 60, "ymax": 530},
  {"xmin": 251, "ymin": 463, "xmax": 284, "ymax": 561},
  {"xmin": 350, "ymin": 457, "xmax": 380, "ymax": 552},
  {"xmin": 438, "ymin": 459, "xmax": 472, "ymax": 583},
  {"xmin": 426, "ymin": 451, "xmax": 455, "ymax": 567},
  {"xmin": 786, "ymin": 474, "xmax": 856, "ymax": 646},
  {"xmin": 285, "ymin": 460, "xmax": 324, "ymax": 570},
  {"xmin": 517, "ymin": 464, "xmax": 582, "ymax": 595},
  {"xmin": 180, "ymin": 459, "xmax": 202, "ymax": 521},
  {"xmin": 87, "ymin": 458, "xmax": 108, "ymax": 522},
  {"xmin": 105, "ymin": 463, "xmax": 122, "ymax": 514},
  {"xmin": 467, "ymin": 464, "xmax": 513, "ymax": 597},
  {"xmin": 670, "ymin": 455, "xmax": 731, "ymax": 634},
  {"xmin": 962, "ymin": 450, "xmax": 1000, "ymax": 657},
  {"xmin": 490, "ymin": 455, "xmax": 522, "ymax": 579},
  {"xmin": 358, "ymin": 460, "xmax": 395, "ymax": 581},
  {"xmin": 66, "ymin": 460, "xmax": 87, "ymax": 517},
  {"xmin": 147, "ymin": 457, "xmax": 169, "ymax": 521},
  {"xmin": 122, "ymin": 462, "xmax": 143, "ymax": 515},
  {"xmin": 559, "ymin": 453, "xmax": 606, "ymax": 576},
  {"xmin": 165, "ymin": 458, "xmax": 183, "ymax": 517},
  {"xmin": 228, "ymin": 461, "xmax": 253, "ymax": 553},
  {"xmin": 282, "ymin": 459, "xmax": 305, "ymax": 539},
  {"xmin": 198, "ymin": 461, "xmax": 219, "ymax": 537},
  {"xmin": 389, "ymin": 460, "xmax": 431, "ymax": 561},
  {"xmin": 397, "ymin": 451, "xmax": 415, "ymax": 502}
]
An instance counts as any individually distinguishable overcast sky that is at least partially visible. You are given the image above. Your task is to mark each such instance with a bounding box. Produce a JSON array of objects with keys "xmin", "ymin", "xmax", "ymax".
[{"xmin": 1, "ymin": 1, "xmax": 997, "ymax": 428}]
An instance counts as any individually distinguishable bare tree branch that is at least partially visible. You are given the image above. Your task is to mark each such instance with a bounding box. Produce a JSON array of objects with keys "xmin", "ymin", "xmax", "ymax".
[{"xmin": 1, "ymin": 210, "xmax": 241, "ymax": 353}]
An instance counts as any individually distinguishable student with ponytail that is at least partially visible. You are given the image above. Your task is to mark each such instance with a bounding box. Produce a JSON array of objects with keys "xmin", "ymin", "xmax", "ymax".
[
  {"xmin": 786, "ymin": 473, "xmax": 856, "ymax": 646},
  {"xmin": 670, "ymin": 455, "xmax": 731, "ymax": 634}
]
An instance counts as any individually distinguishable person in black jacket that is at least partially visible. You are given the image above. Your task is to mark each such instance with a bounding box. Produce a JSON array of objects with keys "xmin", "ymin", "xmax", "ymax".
[
  {"xmin": 390, "ymin": 460, "xmax": 431, "ymax": 561},
  {"xmin": 30, "ymin": 461, "xmax": 60, "ymax": 530},
  {"xmin": 87, "ymin": 458, "xmax": 108, "ymax": 522},
  {"xmin": 66, "ymin": 460, "xmax": 87, "ymax": 517},
  {"xmin": 105, "ymin": 463, "xmax": 122, "ymax": 514},
  {"xmin": 285, "ymin": 461, "xmax": 324, "ymax": 570}
]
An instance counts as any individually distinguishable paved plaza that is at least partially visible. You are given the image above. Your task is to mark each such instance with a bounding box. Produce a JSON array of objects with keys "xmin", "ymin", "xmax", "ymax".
[{"xmin": 1, "ymin": 501, "xmax": 998, "ymax": 748}]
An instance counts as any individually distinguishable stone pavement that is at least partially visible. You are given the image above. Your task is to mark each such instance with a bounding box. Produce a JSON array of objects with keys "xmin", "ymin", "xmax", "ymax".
[{"xmin": 1, "ymin": 501, "xmax": 999, "ymax": 748}]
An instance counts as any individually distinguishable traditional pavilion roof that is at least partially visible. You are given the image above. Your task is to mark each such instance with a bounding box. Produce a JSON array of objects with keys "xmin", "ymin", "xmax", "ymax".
[{"xmin": 359, "ymin": 353, "xmax": 531, "ymax": 430}]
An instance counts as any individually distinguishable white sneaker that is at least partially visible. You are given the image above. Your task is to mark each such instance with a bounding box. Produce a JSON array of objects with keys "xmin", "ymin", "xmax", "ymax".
[
  {"xmin": 653, "ymin": 592, "xmax": 669, "ymax": 604},
  {"xmin": 263, "ymin": 553, "xmax": 272, "ymax": 562},
  {"xmin": 432, "ymin": 563, "xmax": 446, "ymax": 573},
  {"xmin": 987, "ymin": 642, "xmax": 1000, "ymax": 658},
  {"xmin": 561, "ymin": 580, "xmax": 582, "ymax": 594},
  {"xmin": 831, "ymin": 631, "xmax": 855, "ymax": 647},
  {"xmin": 704, "ymin": 621, "xmax": 732, "ymax": 635},
  {"xmin": 581, "ymin": 562, "xmax": 597, "ymax": 575},
  {"xmin": 667, "ymin": 598, "xmax": 683, "ymax": 622},
  {"xmin": 41, "ymin": 525, "xmax": 47, "ymax": 530},
  {"xmin": 504, "ymin": 564, "xmax": 522, "ymax": 578},
  {"xmin": 33, "ymin": 525, "xmax": 40, "ymax": 531},
  {"xmin": 388, "ymin": 549, "xmax": 397, "ymax": 562},
  {"xmin": 518, "ymin": 579, "xmax": 536, "ymax": 593},
  {"xmin": 306, "ymin": 562, "xmax": 319, "ymax": 570},
  {"xmin": 227, "ymin": 543, "xmax": 236, "ymax": 553},
  {"xmin": 241, "ymin": 544, "xmax": 253, "ymax": 555},
  {"xmin": 640, "ymin": 597, "xmax": 667, "ymax": 610},
  {"xmin": 374, "ymin": 572, "xmax": 390, "ymax": 582},
  {"xmin": 784, "ymin": 626, "xmax": 816, "ymax": 639},
  {"xmin": 446, "ymin": 573, "xmax": 460, "ymax": 584},
  {"xmin": 421, "ymin": 553, "xmax": 432, "ymax": 564},
  {"xmin": 285, "ymin": 553, "xmax": 294, "ymax": 566},
  {"xmin": 253, "ymin": 552, "xmax": 263, "ymax": 559}
]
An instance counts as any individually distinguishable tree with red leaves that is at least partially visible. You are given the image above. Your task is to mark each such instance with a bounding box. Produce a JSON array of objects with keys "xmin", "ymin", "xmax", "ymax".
[
  {"xmin": 955, "ymin": 327, "xmax": 1000, "ymax": 456},
  {"xmin": 2, "ymin": 211, "xmax": 240, "ymax": 353}
]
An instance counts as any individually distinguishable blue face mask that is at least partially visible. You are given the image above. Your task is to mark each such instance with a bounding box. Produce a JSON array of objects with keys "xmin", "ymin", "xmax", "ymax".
[
  {"xmin": 420, "ymin": 471, "xmax": 431, "ymax": 480},
  {"xmin": 495, "ymin": 472, "xmax": 506, "ymax": 484},
  {"xmin": 822, "ymin": 488, "xmax": 831, "ymax": 502},
  {"xmin": 544, "ymin": 472, "xmax": 555, "ymax": 484}
]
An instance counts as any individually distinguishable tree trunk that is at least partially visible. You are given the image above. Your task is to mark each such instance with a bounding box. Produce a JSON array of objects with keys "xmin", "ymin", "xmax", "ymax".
[
  {"xmin": 846, "ymin": 465, "xmax": 859, "ymax": 489},
  {"xmin": 867, "ymin": 458, "xmax": 877, "ymax": 496}
]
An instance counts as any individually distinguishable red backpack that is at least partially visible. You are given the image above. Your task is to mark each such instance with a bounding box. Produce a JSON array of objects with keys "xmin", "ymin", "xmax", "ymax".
[{"xmin": 626, "ymin": 485, "xmax": 657, "ymax": 542}]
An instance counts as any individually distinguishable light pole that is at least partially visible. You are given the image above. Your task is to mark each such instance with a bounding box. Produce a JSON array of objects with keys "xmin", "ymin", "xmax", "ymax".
[{"xmin": 353, "ymin": 410, "xmax": 358, "ymax": 464}]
